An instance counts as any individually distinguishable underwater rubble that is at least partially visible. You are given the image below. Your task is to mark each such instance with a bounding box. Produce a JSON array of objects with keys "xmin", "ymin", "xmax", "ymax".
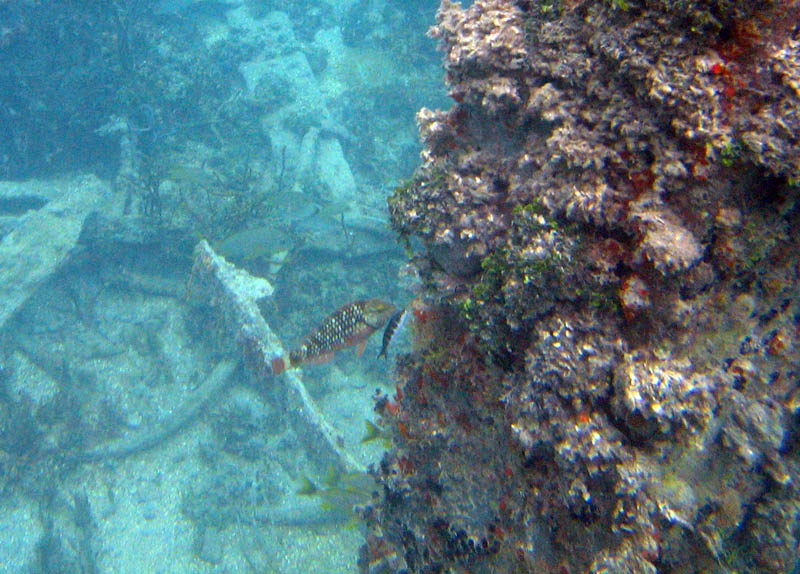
[
  {"xmin": 0, "ymin": 178, "xmax": 380, "ymax": 572},
  {"xmin": 190, "ymin": 239, "xmax": 365, "ymax": 474},
  {"xmin": 364, "ymin": 0, "xmax": 800, "ymax": 573},
  {"xmin": 0, "ymin": 176, "xmax": 113, "ymax": 331},
  {"xmin": 1, "ymin": 1, "xmax": 447, "ymax": 572}
]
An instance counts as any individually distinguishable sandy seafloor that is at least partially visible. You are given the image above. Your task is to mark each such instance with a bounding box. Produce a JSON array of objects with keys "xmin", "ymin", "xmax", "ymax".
[{"xmin": 0, "ymin": 258, "xmax": 391, "ymax": 573}]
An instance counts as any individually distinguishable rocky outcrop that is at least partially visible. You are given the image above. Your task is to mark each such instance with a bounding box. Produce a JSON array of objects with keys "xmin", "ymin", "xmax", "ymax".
[{"xmin": 363, "ymin": 1, "xmax": 800, "ymax": 572}]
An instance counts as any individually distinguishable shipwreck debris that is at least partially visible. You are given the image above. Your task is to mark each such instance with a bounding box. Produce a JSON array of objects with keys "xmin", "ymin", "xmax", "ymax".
[
  {"xmin": 0, "ymin": 175, "xmax": 114, "ymax": 332},
  {"xmin": 190, "ymin": 239, "xmax": 364, "ymax": 474}
]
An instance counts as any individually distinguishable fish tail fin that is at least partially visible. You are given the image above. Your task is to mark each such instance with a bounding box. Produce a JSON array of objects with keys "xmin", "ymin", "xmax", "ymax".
[
  {"xmin": 271, "ymin": 356, "xmax": 287, "ymax": 375},
  {"xmin": 361, "ymin": 420, "xmax": 382, "ymax": 443}
]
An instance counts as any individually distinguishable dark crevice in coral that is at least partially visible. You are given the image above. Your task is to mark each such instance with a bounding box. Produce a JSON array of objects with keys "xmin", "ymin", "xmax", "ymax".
[
  {"xmin": 749, "ymin": 172, "xmax": 790, "ymax": 205},
  {"xmin": 595, "ymin": 385, "xmax": 658, "ymax": 450}
]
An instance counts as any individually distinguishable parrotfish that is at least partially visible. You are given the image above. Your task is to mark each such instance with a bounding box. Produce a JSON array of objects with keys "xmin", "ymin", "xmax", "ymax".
[
  {"xmin": 377, "ymin": 308, "xmax": 407, "ymax": 360},
  {"xmin": 271, "ymin": 299, "xmax": 396, "ymax": 375}
]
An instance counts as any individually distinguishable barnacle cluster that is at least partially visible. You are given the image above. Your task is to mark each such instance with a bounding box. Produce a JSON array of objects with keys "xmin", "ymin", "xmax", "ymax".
[{"xmin": 366, "ymin": 0, "xmax": 800, "ymax": 573}]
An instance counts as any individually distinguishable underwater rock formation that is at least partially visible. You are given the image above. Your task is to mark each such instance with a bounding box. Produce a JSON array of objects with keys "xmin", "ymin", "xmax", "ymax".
[{"xmin": 365, "ymin": 0, "xmax": 800, "ymax": 573}]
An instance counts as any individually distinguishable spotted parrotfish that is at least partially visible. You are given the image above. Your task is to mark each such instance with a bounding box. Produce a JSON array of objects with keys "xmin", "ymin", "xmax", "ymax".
[{"xmin": 271, "ymin": 299, "xmax": 396, "ymax": 375}]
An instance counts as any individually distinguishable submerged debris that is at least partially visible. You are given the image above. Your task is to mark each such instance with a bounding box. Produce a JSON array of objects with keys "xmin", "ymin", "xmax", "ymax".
[{"xmin": 191, "ymin": 239, "xmax": 364, "ymax": 474}]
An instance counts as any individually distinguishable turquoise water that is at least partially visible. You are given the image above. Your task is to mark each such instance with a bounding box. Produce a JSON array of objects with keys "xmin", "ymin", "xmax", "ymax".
[
  {"xmin": 3, "ymin": 1, "xmax": 799, "ymax": 573},
  {"xmin": 0, "ymin": 1, "xmax": 441, "ymax": 572}
]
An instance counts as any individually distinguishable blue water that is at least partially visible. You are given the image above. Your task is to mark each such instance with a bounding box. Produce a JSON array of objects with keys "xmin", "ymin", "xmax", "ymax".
[{"xmin": 0, "ymin": 1, "xmax": 442, "ymax": 571}]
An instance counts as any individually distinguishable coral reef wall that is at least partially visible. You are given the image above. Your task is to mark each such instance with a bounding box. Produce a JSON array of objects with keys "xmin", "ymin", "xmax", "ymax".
[{"xmin": 363, "ymin": 0, "xmax": 800, "ymax": 573}]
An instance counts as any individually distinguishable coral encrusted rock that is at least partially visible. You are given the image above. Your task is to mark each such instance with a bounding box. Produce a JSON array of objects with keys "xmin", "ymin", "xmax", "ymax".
[{"xmin": 366, "ymin": 0, "xmax": 800, "ymax": 573}]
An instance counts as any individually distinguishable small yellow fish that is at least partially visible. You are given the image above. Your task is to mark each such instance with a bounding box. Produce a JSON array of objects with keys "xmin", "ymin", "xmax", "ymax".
[
  {"xmin": 361, "ymin": 420, "xmax": 392, "ymax": 448},
  {"xmin": 296, "ymin": 470, "xmax": 376, "ymax": 518}
]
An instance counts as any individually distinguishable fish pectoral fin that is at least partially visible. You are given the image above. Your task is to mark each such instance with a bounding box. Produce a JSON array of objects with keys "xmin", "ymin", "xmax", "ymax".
[{"xmin": 356, "ymin": 340, "xmax": 367, "ymax": 357}]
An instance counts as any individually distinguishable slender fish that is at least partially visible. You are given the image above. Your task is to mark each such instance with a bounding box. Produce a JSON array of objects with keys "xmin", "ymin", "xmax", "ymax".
[{"xmin": 377, "ymin": 307, "xmax": 407, "ymax": 360}]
